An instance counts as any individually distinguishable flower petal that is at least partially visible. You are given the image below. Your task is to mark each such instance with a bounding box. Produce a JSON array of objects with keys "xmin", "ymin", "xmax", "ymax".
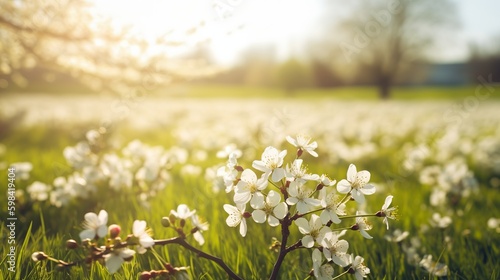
[
  {"xmin": 347, "ymin": 164, "xmax": 357, "ymax": 182},
  {"xmin": 336, "ymin": 179, "xmax": 351, "ymax": 193},
  {"xmin": 302, "ymin": 235, "xmax": 315, "ymax": 248},
  {"xmin": 273, "ymin": 202, "xmax": 288, "ymax": 219},
  {"xmin": 351, "ymin": 189, "xmax": 366, "ymax": 204},
  {"xmin": 295, "ymin": 218, "xmax": 311, "ymax": 234},
  {"xmin": 252, "ymin": 210, "xmax": 267, "ymax": 223},
  {"xmin": 362, "ymin": 184, "xmax": 376, "ymax": 195},
  {"xmin": 356, "ymin": 170, "xmax": 371, "ymax": 184}
]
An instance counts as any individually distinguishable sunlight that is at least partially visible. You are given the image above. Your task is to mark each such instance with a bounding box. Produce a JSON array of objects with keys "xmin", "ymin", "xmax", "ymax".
[{"xmin": 89, "ymin": 0, "xmax": 323, "ymax": 64}]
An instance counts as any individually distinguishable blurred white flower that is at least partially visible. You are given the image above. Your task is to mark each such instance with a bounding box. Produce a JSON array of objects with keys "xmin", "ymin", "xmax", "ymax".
[
  {"xmin": 431, "ymin": 213, "xmax": 452, "ymax": 228},
  {"xmin": 171, "ymin": 204, "xmax": 196, "ymax": 220},
  {"xmin": 10, "ymin": 162, "xmax": 33, "ymax": 180},
  {"xmin": 286, "ymin": 135, "xmax": 318, "ymax": 157},
  {"xmin": 79, "ymin": 210, "xmax": 108, "ymax": 240},
  {"xmin": 337, "ymin": 164, "xmax": 375, "ymax": 204},
  {"xmin": 133, "ymin": 220, "xmax": 154, "ymax": 254},
  {"xmin": 104, "ymin": 247, "xmax": 135, "ymax": 274},
  {"xmin": 216, "ymin": 143, "xmax": 242, "ymax": 159},
  {"xmin": 384, "ymin": 229, "xmax": 409, "ymax": 243},
  {"xmin": 419, "ymin": 255, "xmax": 449, "ymax": 277},
  {"xmin": 487, "ymin": 217, "xmax": 500, "ymax": 233},
  {"xmin": 27, "ymin": 181, "xmax": 49, "ymax": 201},
  {"xmin": 191, "ymin": 214, "xmax": 209, "ymax": 245}
]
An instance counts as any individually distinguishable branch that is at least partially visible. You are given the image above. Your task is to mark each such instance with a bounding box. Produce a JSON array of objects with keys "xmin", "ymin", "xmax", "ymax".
[{"xmin": 154, "ymin": 237, "xmax": 244, "ymax": 280}]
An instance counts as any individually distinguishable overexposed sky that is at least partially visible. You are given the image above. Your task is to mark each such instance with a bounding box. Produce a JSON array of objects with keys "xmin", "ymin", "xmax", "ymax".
[{"xmin": 90, "ymin": 0, "xmax": 500, "ymax": 64}]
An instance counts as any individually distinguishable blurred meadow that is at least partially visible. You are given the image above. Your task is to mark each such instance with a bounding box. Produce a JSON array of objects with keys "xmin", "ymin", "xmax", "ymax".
[{"xmin": 1, "ymin": 1, "xmax": 500, "ymax": 280}]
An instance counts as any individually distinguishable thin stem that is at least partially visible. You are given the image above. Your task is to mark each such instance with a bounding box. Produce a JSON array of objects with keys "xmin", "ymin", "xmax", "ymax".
[
  {"xmin": 339, "ymin": 213, "xmax": 376, "ymax": 219},
  {"xmin": 154, "ymin": 237, "xmax": 244, "ymax": 280},
  {"xmin": 331, "ymin": 269, "xmax": 350, "ymax": 280},
  {"xmin": 290, "ymin": 207, "xmax": 325, "ymax": 221}
]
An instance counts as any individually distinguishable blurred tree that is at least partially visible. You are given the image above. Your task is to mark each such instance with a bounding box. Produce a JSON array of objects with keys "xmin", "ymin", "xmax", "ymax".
[
  {"xmin": 0, "ymin": 0, "xmax": 215, "ymax": 94},
  {"xmin": 468, "ymin": 36, "xmax": 500, "ymax": 83},
  {"xmin": 276, "ymin": 58, "xmax": 312, "ymax": 94},
  {"xmin": 310, "ymin": 59, "xmax": 342, "ymax": 88},
  {"xmin": 336, "ymin": 0, "xmax": 458, "ymax": 99}
]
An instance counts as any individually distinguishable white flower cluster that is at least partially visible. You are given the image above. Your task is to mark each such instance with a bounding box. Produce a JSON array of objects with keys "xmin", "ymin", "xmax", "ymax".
[
  {"xmin": 219, "ymin": 135, "xmax": 395, "ymax": 280},
  {"xmin": 24, "ymin": 129, "xmax": 189, "ymax": 208},
  {"xmin": 77, "ymin": 210, "xmax": 154, "ymax": 274}
]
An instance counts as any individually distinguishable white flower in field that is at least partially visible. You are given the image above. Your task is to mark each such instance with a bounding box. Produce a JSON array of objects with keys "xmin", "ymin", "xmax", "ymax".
[
  {"xmin": 321, "ymin": 231, "xmax": 349, "ymax": 266},
  {"xmin": 63, "ymin": 142, "xmax": 96, "ymax": 169},
  {"xmin": 216, "ymin": 143, "xmax": 242, "ymax": 159},
  {"xmin": 318, "ymin": 188, "xmax": 345, "ymax": 224},
  {"xmin": 171, "ymin": 204, "xmax": 196, "ymax": 220},
  {"xmin": 133, "ymin": 220, "xmax": 154, "ymax": 254},
  {"xmin": 378, "ymin": 195, "xmax": 398, "ymax": 230},
  {"xmin": 79, "ymin": 210, "xmax": 108, "ymax": 240},
  {"xmin": 191, "ymin": 214, "xmax": 209, "ymax": 245},
  {"xmin": 430, "ymin": 189, "xmax": 447, "ymax": 207},
  {"xmin": 286, "ymin": 181, "xmax": 320, "ymax": 214},
  {"xmin": 252, "ymin": 146, "xmax": 287, "ymax": 182},
  {"xmin": 104, "ymin": 247, "xmax": 135, "ymax": 273},
  {"xmin": 337, "ymin": 164, "xmax": 376, "ymax": 204},
  {"xmin": 285, "ymin": 159, "xmax": 319, "ymax": 183},
  {"xmin": 286, "ymin": 135, "xmax": 318, "ymax": 157},
  {"xmin": 27, "ymin": 181, "xmax": 49, "ymax": 201},
  {"xmin": 354, "ymin": 211, "xmax": 373, "ymax": 239},
  {"xmin": 384, "ymin": 229, "xmax": 409, "ymax": 243},
  {"xmin": 217, "ymin": 153, "xmax": 239, "ymax": 193},
  {"xmin": 251, "ymin": 190, "xmax": 288, "ymax": 227},
  {"xmin": 419, "ymin": 255, "xmax": 449, "ymax": 277},
  {"xmin": 234, "ymin": 169, "xmax": 268, "ymax": 205},
  {"xmin": 295, "ymin": 214, "xmax": 331, "ymax": 248},
  {"xmin": 431, "ymin": 213, "xmax": 452, "ymax": 228},
  {"xmin": 347, "ymin": 254, "xmax": 370, "ymax": 280},
  {"xmin": 487, "ymin": 217, "xmax": 500, "ymax": 233},
  {"xmin": 223, "ymin": 204, "xmax": 247, "ymax": 237},
  {"xmin": 10, "ymin": 162, "xmax": 33, "ymax": 180}
]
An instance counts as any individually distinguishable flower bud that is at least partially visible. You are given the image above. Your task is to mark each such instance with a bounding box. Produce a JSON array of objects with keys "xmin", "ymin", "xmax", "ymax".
[
  {"xmin": 108, "ymin": 224, "xmax": 121, "ymax": 238},
  {"xmin": 243, "ymin": 212, "xmax": 252, "ymax": 219},
  {"xmin": 169, "ymin": 213, "xmax": 176, "ymax": 224},
  {"xmin": 180, "ymin": 219, "xmax": 186, "ymax": 228},
  {"xmin": 161, "ymin": 217, "xmax": 171, "ymax": 227},
  {"xmin": 164, "ymin": 263, "xmax": 176, "ymax": 273},
  {"xmin": 297, "ymin": 148, "xmax": 303, "ymax": 158},
  {"xmin": 139, "ymin": 272, "xmax": 152, "ymax": 280},
  {"xmin": 350, "ymin": 224, "xmax": 359, "ymax": 231},
  {"xmin": 31, "ymin": 252, "xmax": 48, "ymax": 262},
  {"xmin": 66, "ymin": 239, "xmax": 78, "ymax": 249},
  {"xmin": 235, "ymin": 165, "xmax": 244, "ymax": 172}
]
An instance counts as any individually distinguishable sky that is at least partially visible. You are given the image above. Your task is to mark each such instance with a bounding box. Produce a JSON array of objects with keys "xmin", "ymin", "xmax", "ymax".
[{"xmin": 90, "ymin": 0, "xmax": 500, "ymax": 65}]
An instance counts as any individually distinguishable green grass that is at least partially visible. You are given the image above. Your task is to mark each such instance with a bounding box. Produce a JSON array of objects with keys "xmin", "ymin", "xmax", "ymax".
[{"xmin": 1, "ymin": 96, "xmax": 499, "ymax": 280}]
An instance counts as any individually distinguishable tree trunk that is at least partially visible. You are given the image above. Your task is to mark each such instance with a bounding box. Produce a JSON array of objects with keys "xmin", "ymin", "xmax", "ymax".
[{"xmin": 378, "ymin": 77, "xmax": 392, "ymax": 100}]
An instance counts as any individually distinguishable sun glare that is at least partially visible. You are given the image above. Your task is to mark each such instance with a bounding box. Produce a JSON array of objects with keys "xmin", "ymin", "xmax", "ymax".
[{"xmin": 89, "ymin": 0, "xmax": 323, "ymax": 64}]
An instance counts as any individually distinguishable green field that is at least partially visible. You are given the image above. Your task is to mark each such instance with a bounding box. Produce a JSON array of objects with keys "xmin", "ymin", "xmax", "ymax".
[{"xmin": 1, "ymin": 87, "xmax": 499, "ymax": 280}]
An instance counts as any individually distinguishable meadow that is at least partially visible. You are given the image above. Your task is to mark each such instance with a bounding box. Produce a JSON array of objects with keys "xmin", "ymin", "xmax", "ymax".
[{"xmin": 1, "ymin": 85, "xmax": 499, "ymax": 280}]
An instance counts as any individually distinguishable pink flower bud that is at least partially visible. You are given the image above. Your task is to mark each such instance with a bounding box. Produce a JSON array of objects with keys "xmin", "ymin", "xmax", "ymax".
[{"xmin": 108, "ymin": 224, "xmax": 121, "ymax": 238}]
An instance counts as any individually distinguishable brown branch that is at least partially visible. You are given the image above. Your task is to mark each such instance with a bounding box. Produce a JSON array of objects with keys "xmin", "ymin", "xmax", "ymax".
[{"xmin": 154, "ymin": 237, "xmax": 244, "ymax": 280}]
